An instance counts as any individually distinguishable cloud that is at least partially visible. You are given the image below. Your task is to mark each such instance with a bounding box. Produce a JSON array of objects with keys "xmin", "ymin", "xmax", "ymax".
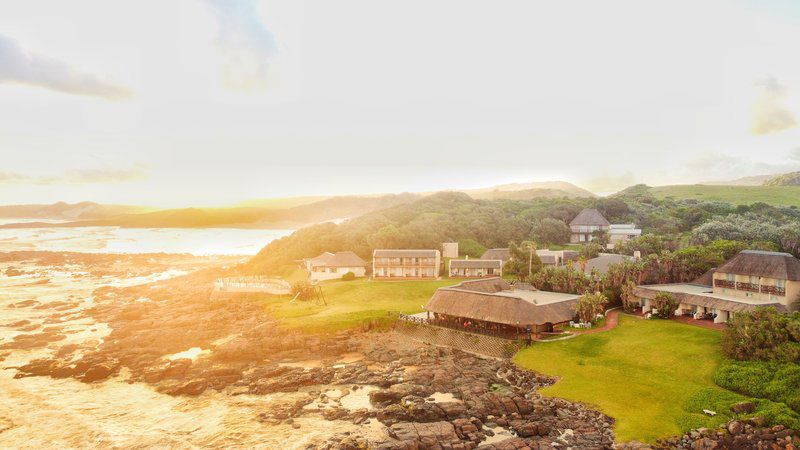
[
  {"xmin": 0, "ymin": 34, "xmax": 132, "ymax": 100},
  {"xmin": 0, "ymin": 167, "xmax": 147, "ymax": 185},
  {"xmin": 203, "ymin": 0, "xmax": 278, "ymax": 90},
  {"xmin": 751, "ymin": 76, "xmax": 797, "ymax": 135},
  {"xmin": 790, "ymin": 147, "xmax": 800, "ymax": 162},
  {"xmin": 0, "ymin": 172, "xmax": 30, "ymax": 184}
]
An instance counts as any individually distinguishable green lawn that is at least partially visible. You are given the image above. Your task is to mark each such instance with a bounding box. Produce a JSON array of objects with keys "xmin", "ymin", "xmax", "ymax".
[
  {"xmin": 650, "ymin": 184, "xmax": 800, "ymax": 208},
  {"xmin": 514, "ymin": 315, "xmax": 754, "ymax": 443},
  {"xmin": 260, "ymin": 278, "xmax": 454, "ymax": 333}
]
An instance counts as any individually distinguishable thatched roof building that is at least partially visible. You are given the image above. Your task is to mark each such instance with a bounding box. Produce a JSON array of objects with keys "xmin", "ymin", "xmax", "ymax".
[
  {"xmin": 717, "ymin": 250, "xmax": 800, "ymax": 281},
  {"xmin": 305, "ymin": 251, "xmax": 366, "ymax": 268},
  {"xmin": 481, "ymin": 248, "xmax": 512, "ymax": 263},
  {"xmin": 374, "ymin": 249, "xmax": 440, "ymax": 258},
  {"xmin": 569, "ymin": 208, "xmax": 610, "ymax": 227},
  {"xmin": 449, "ymin": 259, "xmax": 503, "ymax": 270},
  {"xmin": 425, "ymin": 278, "xmax": 579, "ymax": 329}
]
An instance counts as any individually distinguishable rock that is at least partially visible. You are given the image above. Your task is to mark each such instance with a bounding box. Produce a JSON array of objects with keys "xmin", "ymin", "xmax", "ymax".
[
  {"xmin": 166, "ymin": 379, "xmax": 207, "ymax": 396},
  {"xmin": 730, "ymin": 401, "xmax": 756, "ymax": 414},
  {"xmin": 81, "ymin": 363, "xmax": 116, "ymax": 383},
  {"xmin": 726, "ymin": 420, "xmax": 744, "ymax": 436}
]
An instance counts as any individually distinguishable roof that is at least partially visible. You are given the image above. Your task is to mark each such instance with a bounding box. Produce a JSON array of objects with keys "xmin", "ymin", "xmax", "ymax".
[
  {"xmin": 692, "ymin": 268, "xmax": 716, "ymax": 286},
  {"xmin": 481, "ymin": 248, "xmax": 511, "ymax": 262},
  {"xmin": 539, "ymin": 255, "xmax": 557, "ymax": 265},
  {"xmin": 569, "ymin": 208, "xmax": 610, "ymax": 227},
  {"xmin": 306, "ymin": 251, "xmax": 367, "ymax": 268},
  {"xmin": 580, "ymin": 253, "xmax": 631, "ymax": 275},
  {"xmin": 450, "ymin": 259, "xmax": 503, "ymax": 269},
  {"xmin": 634, "ymin": 284, "xmax": 788, "ymax": 313},
  {"xmin": 716, "ymin": 250, "xmax": 800, "ymax": 281},
  {"xmin": 373, "ymin": 249, "xmax": 440, "ymax": 258},
  {"xmin": 425, "ymin": 279, "xmax": 579, "ymax": 326}
]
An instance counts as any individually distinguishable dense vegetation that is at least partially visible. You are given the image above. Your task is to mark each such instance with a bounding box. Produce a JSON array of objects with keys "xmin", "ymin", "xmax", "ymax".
[
  {"xmin": 714, "ymin": 309, "xmax": 800, "ymax": 425},
  {"xmin": 246, "ymin": 185, "xmax": 800, "ymax": 276}
]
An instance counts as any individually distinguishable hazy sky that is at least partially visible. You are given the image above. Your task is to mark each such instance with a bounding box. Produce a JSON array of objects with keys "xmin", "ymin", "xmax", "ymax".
[{"xmin": 1, "ymin": 0, "xmax": 800, "ymax": 207}]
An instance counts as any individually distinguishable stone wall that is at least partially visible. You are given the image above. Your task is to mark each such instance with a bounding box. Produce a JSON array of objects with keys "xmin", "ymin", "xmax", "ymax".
[{"xmin": 393, "ymin": 321, "xmax": 522, "ymax": 359}]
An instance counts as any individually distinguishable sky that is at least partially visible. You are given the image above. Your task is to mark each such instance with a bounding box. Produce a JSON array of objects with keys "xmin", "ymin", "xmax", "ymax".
[{"xmin": 1, "ymin": 0, "xmax": 800, "ymax": 207}]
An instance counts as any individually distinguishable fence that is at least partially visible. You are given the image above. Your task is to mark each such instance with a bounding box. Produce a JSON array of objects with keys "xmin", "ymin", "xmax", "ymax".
[
  {"xmin": 394, "ymin": 320, "xmax": 523, "ymax": 359},
  {"xmin": 214, "ymin": 276, "xmax": 292, "ymax": 295}
]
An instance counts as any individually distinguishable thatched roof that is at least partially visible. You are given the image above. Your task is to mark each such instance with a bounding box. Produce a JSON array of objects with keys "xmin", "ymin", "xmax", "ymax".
[
  {"xmin": 717, "ymin": 250, "xmax": 800, "ymax": 281},
  {"xmin": 569, "ymin": 208, "xmax": 610, "ymax": 227},
  {"xmin": 425, "ymin": 279, "xmax": 578, "ymax": 326},
  {"xmin": 692, "ymin": 268, "xmax": 716, "ymax": 286},
  {"xmin": 373, "ymin": 249, "xmax": 439, "ymax": 258},
  {"xmin": 634, "ymin": 284, "xmax": 788, "ymax": 313},
  {"xmin": 481, "ymin": 248, "xmax": 511, "ymax": 262},
  {"xmin": 306, "ymin": 251, "xmax": 366, "ymax": 268},
  {"xmin": 450, "ymin": 259, "xmax": 503, "ymax": 269}
]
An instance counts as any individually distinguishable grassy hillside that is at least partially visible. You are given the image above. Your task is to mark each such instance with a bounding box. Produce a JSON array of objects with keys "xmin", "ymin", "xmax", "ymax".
[
  {"xmin": 515, "ymin": 316, "xmax": 791, "ymax": 443},
  {"xmin": 260, "ymin": 278, "xmax": 453, "ymax": 333},
  {"xmin": 647, "ymin": 184, "xmax": 800, "ymax": 208}
]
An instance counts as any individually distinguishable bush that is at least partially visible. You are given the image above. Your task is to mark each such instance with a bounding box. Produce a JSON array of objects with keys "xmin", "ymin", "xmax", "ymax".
[
  {"xmin": 651, "ymin": 292, "xmax": 678, "ymax": 319},
  {"xmin": 721, "ymin": 308, "xmax": 800, "ymax": 362},
  {"xmin": 458, "ymin": 238, "xmax": 487, "ymax": 258},
  {"xmin": 715, "ymin": 360, "xmax": 800, "ymax": 415},
  {"xmin": 341, "ymin": 271, "xmax": 356, "ymax": 281},
  {"xmin": 291, "ymin": 280, "xmax": 315, "ymax": 300},
  {"xmin": 575, "ymin": 292, "xmax": 607, "ymax": 324}
]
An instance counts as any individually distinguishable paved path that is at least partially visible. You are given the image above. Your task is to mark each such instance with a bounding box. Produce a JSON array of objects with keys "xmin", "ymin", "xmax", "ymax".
[{"xmin": 576, "ymin": 308, "xmax": 621, "ymax": 335}]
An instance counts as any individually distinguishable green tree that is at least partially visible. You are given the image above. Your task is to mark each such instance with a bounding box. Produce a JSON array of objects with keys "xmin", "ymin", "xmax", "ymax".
[
  {"xmin": 651, "ymin": 292, "xmax": 678, "ymax": 319},
  {"xmin": 458, "ymin": 238, "xmax": 487, "ymax": 258},
  {"xmin": 576, "ymin": 292, "xmax": 608, "ymax": 324},
  {"xmin": 531, "ymin": 218, "xmax": 571, "ymax": 246}
]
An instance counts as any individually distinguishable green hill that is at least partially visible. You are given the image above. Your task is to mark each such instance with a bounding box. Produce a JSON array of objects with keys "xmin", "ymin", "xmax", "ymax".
[{"xmin": 644, "ymin": 184, "xmax": 800, "ymax": 208}]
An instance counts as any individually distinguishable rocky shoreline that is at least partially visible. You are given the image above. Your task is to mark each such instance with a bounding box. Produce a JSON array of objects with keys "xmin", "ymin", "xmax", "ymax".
[{"xmin": 3, "ymin": 251, "xmax": 800, "ymax": 449}]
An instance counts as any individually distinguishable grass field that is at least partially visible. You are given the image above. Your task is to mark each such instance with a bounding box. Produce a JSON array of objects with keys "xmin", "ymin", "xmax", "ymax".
[
  {"xmin": 650, "ymin": 184, "xmax": 800, "ymax": 208},
  {"xmin": 260, "ymin": 278, "xmax": 454, "ymax": 333},
  {"xmin": 514, "ymin": 315, "xmax": 754, "ymax": 443}
]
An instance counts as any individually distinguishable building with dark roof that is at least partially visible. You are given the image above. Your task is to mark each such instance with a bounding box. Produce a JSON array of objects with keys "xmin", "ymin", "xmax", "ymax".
[
  {"xmin": 633, "ymin": 250, "xmax": 800, "ymax": 324},
  {"xmin": 304, "ymin": 251, "xmax": 367, "ymax": 282},
  {"xmin": 569, "ymin": 208, "xmax": 610, "ymax": 244},
  {"xmin": 481, "ymin": 248, "xmax": 512, "ymax": 263},
  {"xmin": 372, "ymin": 249, "xmax": 441, "ymax": 280},
  {"xmin": 424, "ymin": 278, "xmax": 579, "ymax": 338},
  {"xmin": 448, "ymin": 258, "xmax": 503, "ymax": 278},
  {"xmin": 569, "ymin": 208, "xmax": 641, "ymax": 248}
]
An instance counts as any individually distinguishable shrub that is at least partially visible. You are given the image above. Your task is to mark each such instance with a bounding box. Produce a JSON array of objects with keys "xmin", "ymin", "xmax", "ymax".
[
  {"xmin": 290, "ymin": 280, "xmax": 315, "ymax": 300},
  {"xmin": 715, "ymin": 359, "xmax": 800, "ymax": 415},
  {"xmin": 721, "ymin": 308, "xmax": 800, "ymax": 362},
  {"xmin": 341, "ymin": 271, "xmax": 356, "ymax": 281},
  {"xmin": 576, "ymin": 292, "xmax": 607, "ymax": 324},
  {"xmin": 651, "ymin": 292, "xmax": 678, "ymax": 319},
  {"xmin": 458, "ymin": 238, "xmax": 487, "ymax": 258}
]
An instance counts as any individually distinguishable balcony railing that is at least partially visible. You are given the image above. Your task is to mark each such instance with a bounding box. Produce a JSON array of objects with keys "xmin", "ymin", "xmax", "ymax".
[
  {"xmin": 735, "ymin": 282, "xmax": 760, "ymax": 293},
  {"xmin": 714, "ymin": 279, "xmax": 735, "ymax": 289},
  {"xmin": 760, "ymin": 285, "xmax": 786, "ymax": 296}
]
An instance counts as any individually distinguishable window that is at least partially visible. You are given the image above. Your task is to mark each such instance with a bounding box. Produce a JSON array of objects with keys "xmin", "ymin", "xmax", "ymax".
[
  {"xmin": 749, "ymin": 276, "xmax": 759, "ymax": 285},
  {"xmin": 777, "ymin": 279, "xmax": 786, "ymax": 289},
  {"xmin": 726, "ymin": 273, "xmax": 734, "ymax": 282}
]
